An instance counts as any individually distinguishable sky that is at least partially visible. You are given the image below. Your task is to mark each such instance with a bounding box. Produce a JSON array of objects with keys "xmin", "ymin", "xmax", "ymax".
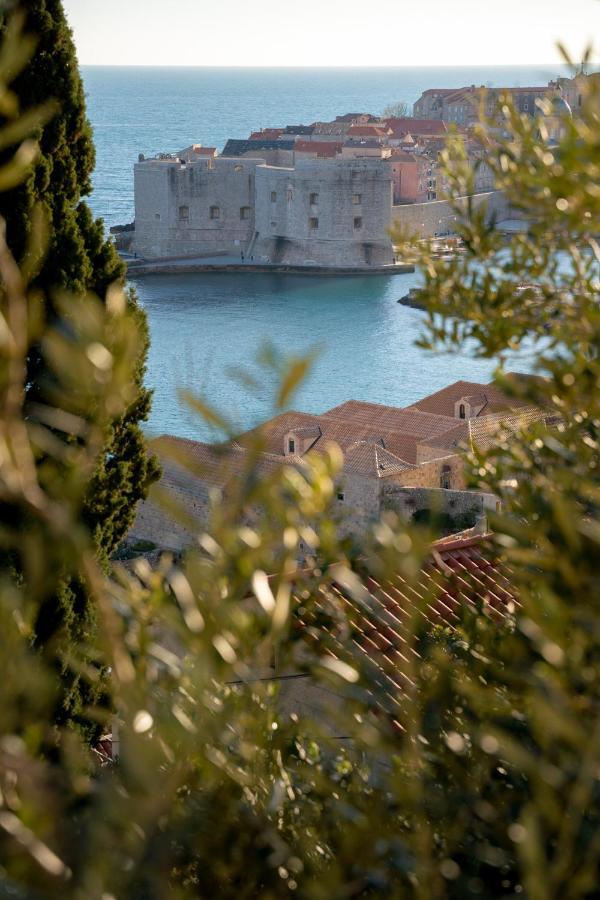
[{"xmin": 62, "ymin": 0, "xmax": 598, "ymax": 67}]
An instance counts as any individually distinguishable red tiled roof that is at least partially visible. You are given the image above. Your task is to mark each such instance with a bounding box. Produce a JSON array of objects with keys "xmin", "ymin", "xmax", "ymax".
[
  {"xmin": 249, "ymin": 128, "xmax": 284, "ymax": 140},
  {"xmin": 293, "ymin": 531, "xmax": 517, "ymax": 726},
  {"xmin": 324, "ymin": 400, "xmax": 457, "ymax": 438},
  {"xmin": 407, "ymin": 378, "xmax": 539, "ymax": 418},
  {"xmin": 347, "ymin": 125, "xmax": 391, "ymax": 138},
  {"xmin": 238, "ymin": 407, "xmax": 461, "ymax": 467},
  {"xmin": 384, "ymin": 117, "xmax": 450, "ymax": 137},
  {"xmin": 294, "ymin": 140, "xmax": 342, "ymax": 157}
]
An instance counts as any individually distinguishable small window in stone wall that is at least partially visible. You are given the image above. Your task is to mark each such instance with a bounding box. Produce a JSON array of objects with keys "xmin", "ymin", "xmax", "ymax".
[
  {"xmin": 286, "ymin": 188, "xmax": 293, "ymax": 201},
  {"xmin": 234, "ymin": 164, "xmax": 243, "ymax": 172},
  {"xmin": 271, "ymin": 191, "xmax": 277, "ymax": 202},
  {"xmin": 155, "ymin": 213, "xmax": 161, "ymax": 220},
  {"xmin": 178, "ymin": 205, "xmax": 189, "ymax": 220},
  {"xmin": 309, "ymin": 217, "xmax": 319, "ymax": 230},
  {"xmin": 209, "ymin": 206, "xmax": 220, "ymax": 219},
  {"xmin": 240, "ymin": 206, "xmax": 250, "ymax": 220},
  {"xmin": 352, "ymin": 193, "xmax": 362, "ymax": 205},
  {"xmin": 288, "ymin": 438, "xmax": 295, "ymax": 454},
  {"xmin": 440, "ymin": 465, "xmax": 452, "ymax": 490},
  {"xmin": 459, "ymin": 403, "xmax": 466, "ymax": 419},
  {"xmin": 337, "ymin": 491, "xmax": 345, "ymax": 502},
  {"xmin": 310, "ymin": 192, "xmax": 319, "ymax": 205},
  {"xmin": 354, "ymin": 217, "xmax": 362, "ymax": 230}
]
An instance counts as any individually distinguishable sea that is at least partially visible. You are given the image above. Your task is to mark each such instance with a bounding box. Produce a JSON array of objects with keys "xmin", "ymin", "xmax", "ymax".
[{"xmin": 81, "ymin": 66, "xmax": 567, "ymax": 440}]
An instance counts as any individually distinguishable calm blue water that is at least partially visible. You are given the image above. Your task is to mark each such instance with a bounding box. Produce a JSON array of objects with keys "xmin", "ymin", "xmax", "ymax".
[{"xmin": 82, "ymin": 67, "xmax": 559, "ymax": 439}]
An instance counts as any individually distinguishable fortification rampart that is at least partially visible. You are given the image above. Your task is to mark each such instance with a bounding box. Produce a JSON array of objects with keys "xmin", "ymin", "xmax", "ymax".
[
  {"xmin": 251, "ymin": 158, "xmax": 393, "ymax": 267},
  {"xmin": 132, "ymin": 151, "xmax": 513, "ymax": 268},
  {"xmin": 133, "ymin": 156, "xmax": 265, "ymax": 260},
  {"xmin": 391, "ymin": 190, "xmax": 511, "ymax": 239}
]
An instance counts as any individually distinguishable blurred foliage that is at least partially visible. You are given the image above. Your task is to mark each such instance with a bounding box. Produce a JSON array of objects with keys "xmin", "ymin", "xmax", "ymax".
[
  {"xmin": 0, "ymin": 10, "xmax": 598, "ymax": 899},
  {"xmin": 0, "ymin": 1, "xmax": 159, "ymax": 732}
]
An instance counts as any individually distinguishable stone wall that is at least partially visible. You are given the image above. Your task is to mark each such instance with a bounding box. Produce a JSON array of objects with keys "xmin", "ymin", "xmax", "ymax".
[
  {"xmin": 333, "ymin": 473, "xmax": 381, "ymax": 539},
  {"xmin": 250, "ymin": 158, "xmax": 394, "ymax": 268},
  {"xmin": 381, "ymin": 485, "xmax": 499, "ymax": 521},
  {"xmin": 391, "ymin": 190, "xmax": 511, "ymax": 240},
  {"xmin": 133, "ymin": 157, "xmax": 265, "ymax": 260},
  {"xmin": 397, "ymin": 454, "xmax": 465, "ymax": 489},
  {"xmin": 129, "ymin": 458, "xmax": 214, "ymax": 550}
]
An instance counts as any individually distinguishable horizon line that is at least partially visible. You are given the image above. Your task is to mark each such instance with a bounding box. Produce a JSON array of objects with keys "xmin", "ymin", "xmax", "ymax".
[{"xmin": 79, "ymin": 62, "xmax": 574, "ymax": 69}]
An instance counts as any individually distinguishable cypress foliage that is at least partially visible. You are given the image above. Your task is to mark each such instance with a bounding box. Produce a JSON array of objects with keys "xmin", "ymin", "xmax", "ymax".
[{"xmin": 0, "ymin": 0, "xmax": 159, "ymax": 726}]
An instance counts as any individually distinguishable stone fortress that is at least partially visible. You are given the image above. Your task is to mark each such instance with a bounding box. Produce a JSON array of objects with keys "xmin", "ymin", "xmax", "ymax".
[{"xmin": 130, "ymin": 74, "xmax": 584, "ymax": 269}]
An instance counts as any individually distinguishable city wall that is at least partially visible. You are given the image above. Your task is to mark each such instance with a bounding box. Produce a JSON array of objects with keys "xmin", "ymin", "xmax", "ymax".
[{"xmin": 391, "ymin": 190, "xmax": 512, "ymax": 239}]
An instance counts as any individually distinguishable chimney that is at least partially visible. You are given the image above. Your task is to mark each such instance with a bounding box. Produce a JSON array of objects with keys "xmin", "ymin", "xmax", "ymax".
[{"xmin": 474, "ymin": 512, "xmax": 488, "ymax": 535}]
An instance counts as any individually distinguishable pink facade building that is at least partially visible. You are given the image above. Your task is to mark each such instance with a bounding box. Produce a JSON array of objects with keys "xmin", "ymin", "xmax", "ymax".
[{"xmin": 389, "ymin": 151, "xmax": 428, "ymax": 204}]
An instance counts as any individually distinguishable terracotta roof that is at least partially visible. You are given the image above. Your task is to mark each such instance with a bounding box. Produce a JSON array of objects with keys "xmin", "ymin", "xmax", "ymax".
[
  {"xmin": 384, "ymin": 117, "xmax": 450, "ymax": 137},
  {"xmin": 347, "ymin": 124, "xmax": 391, "ymax": 138},
  {"xmin": 249, "ymin": 128, "xmax": 284, "ymax": 140},
  {"xmin": 324, "ymin": 400, "xmax": 457, "ymax": 439},
  {"xmin": 236, "ymin": 409, "xmax": 454, "ymax": 468},
  {"xmin": 407, "ymin": 377, "xmax": 540, "ymax": 418},
  {"xmin": 150, "ymin": 434, "xmax": 300, "ymax": 492},
  {"xmin": 343, "ymin": 441, "xmax": 415, "ymax": 478},
  {"xmin": 419, "ymin": 421, "xmax": 469, "ymax": 453},
  {"xmin": 294, "ymin": 140, "xmax": 342, "ymax": 157},
  {"xmin": 468, "ymin": 406, "xmax": 554, "ymax": 452},
  {"xmin": 295, "ymin": 531, "xmax": 517, "ymax": 725}
]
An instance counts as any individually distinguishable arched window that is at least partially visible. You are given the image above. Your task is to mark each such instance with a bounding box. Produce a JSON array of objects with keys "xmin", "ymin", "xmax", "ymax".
[{"xmin": 459, "ymin": 403, "xmax": 466, "ymax": 419}]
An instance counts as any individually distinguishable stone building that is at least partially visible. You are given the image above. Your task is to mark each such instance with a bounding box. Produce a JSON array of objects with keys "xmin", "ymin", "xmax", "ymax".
[
  {"xmin": 413, "ymin": 74, "xmax": 590, "ymax": 126},
  {"xmin": 129, "ymin": 377, "xmax": 551, "ymax": 553},
  {"xmin": 249, "ymin": 158, "xmax": 394, "ymax": 268},
  {"xmin": 133, "ymin": 155, "xmax": 265, "ymax": 260}
]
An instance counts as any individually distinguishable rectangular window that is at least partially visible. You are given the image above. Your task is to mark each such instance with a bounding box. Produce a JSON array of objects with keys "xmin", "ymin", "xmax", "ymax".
[
  {"xmin": 178, "ymin": 205, "xmax": 189, "ymax": 220},
  {"xmin": 309, "ymin": 217, "xmax": 319, "ymax": 230},
  {"xmin": 354, "ymin": 217, "xmax": 362, "ymax": 230},
  {"xmin": 288, "ymin": 438, "xmax": 295, "ymax": 453},
  {"xmin": 271, "ymin": 191, "xmax": 277, "ymax": 203},
  {"xmin": 352, "ymin": 193, "xmax": 362, "ymax": 205},
  {"xmin": 209, "ymin": 206, "xmax": 220, "ymax": 219},
  {"xmin": 286, "ymin": 188, "xmax": 293, "ymax": 201},
  {"xmin": 240, "ymin": 206, "xmax": 250, "ymax": 220},
  {"xmin": 234, "ymin": 164, "xmax": 243, "ymax": 172},
  {"xmin": 310, "ymin": 192, "xmax": 319, "ymax": 205},
  {"xmin": 337, "ymin": 491, "xmax": 345, "ymax": 502}
]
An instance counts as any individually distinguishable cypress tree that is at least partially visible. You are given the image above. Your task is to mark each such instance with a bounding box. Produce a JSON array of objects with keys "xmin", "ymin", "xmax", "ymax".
[{"xmin": 0, "ymin": 0, "xmax": 160, "ymax": 725}]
